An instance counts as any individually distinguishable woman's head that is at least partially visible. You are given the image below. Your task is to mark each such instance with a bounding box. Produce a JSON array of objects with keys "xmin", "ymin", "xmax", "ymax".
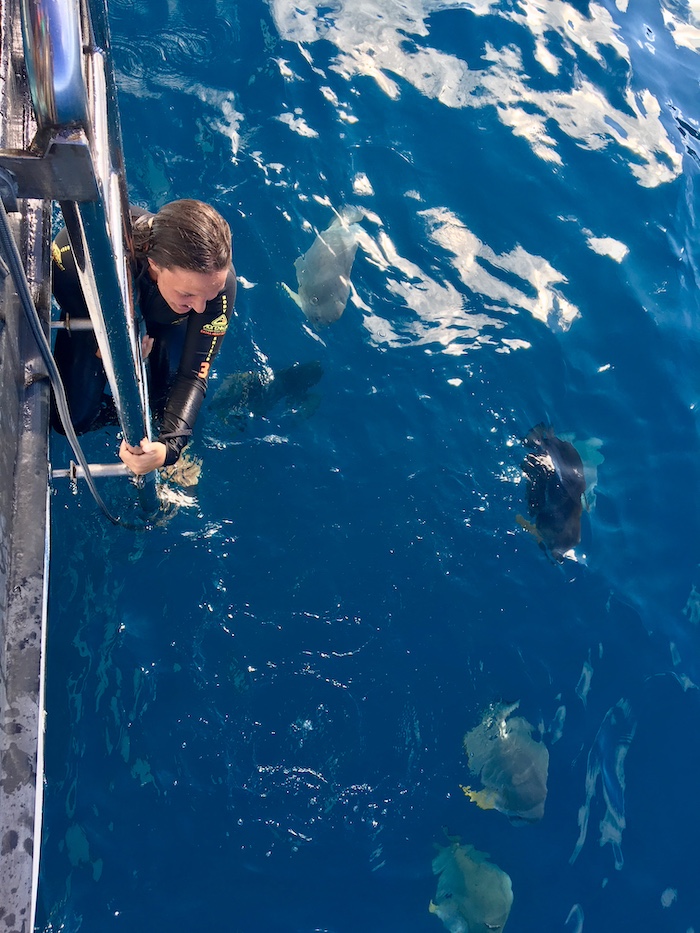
[{"xmin": 134, "ymin": 199, "xmax": 232, "ymax": 273}]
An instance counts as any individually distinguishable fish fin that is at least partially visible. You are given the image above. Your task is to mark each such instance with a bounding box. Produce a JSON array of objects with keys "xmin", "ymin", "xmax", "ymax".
[
  {"xmin": 337, "ymin": 204, "xmax": 364, "ymax": 225},
  {"xmin": 515, "ymin": 514, "xmax": 542, "ymax": 543},
  {"xmin": 461, "ymin": 784, "xmax": 498, "ymax": 811},
  {"xmin": 159, "ymin": 447, "xmax": 202, "ymax": 488},
  {"xmin": 281, "ymin": 281, "xmax": 303, "ymax": 309},
  {"xmin": 437, "ymin": 827, "xmax": 463, "ymax": 848},
  {"xmin": 494, "ymin": 700, "xmax": 521, "ymax": 723}
]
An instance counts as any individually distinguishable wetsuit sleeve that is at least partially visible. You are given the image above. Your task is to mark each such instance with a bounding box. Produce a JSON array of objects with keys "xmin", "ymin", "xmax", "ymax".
[{"xmin": 157, "ymin": 268, "xmax": 236, "ymax": 465}]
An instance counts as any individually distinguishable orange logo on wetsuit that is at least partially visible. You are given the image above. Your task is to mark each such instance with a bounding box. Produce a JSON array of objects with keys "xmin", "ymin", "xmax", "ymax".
[
  {"xmin": 197, "ymin": 335, "xmax": 219, "ymax": 380},
  {"xmin": 200, "ymin": 313, "xmax": 228, "ymax": 336}
]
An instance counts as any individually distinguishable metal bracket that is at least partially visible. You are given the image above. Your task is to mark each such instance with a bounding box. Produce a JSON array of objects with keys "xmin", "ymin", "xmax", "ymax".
[
  {"xmin": 50, "ymin": 316, "xmax": 95, "ymax": 331},
  {"xmin": 0, "ymin": 129, "xmax": 99, "ymax": 202},
  {"xmin": 52, "ymin": 461, "xmax": 131, "ymax": 481}
]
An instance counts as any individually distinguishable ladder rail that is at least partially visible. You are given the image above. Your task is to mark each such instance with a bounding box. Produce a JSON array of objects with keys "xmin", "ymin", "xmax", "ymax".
[{"xmin": 17, "ymin": 0, "xmax": 159, "ymax": 515}]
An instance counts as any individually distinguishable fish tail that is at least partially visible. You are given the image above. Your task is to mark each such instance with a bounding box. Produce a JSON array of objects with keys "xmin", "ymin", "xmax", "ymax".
[
  {"xmin": 461, "ymin": 784, "xmax": 498, "ymax": 811},
  {"xmin": 515, "ymin": 514, "xmax": 542, "ymax": 542}
]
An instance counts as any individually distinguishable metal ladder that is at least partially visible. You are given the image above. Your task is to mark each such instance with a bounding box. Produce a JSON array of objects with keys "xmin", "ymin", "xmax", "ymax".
[
  {"xmin": 1, "ymin": 0, "xmax": 159, "ymax": 516},
  {"xmin": 0, "ymin": 1, "xmax": 159, "ymax": 926}
]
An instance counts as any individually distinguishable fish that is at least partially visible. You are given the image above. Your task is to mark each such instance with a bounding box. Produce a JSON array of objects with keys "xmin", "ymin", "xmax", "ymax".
[
  {"xmin": 283, "ymin": 208, "xmax": 363, "ymax": 327},
  {"xmin": 208, "ymin": 360, "xmax": 323, "ymax": 427},
  {"xmin": 462, "ymin": 701, "xmax": 549, "ymax": 824},
  {"xmin": 430, "ymin": 836, "xmax": 513, "ymax": 933},
  {"xmin": 159, "ymin": 446, "xmax": 202, "ymax": 488},
  {"xmin": 516, "ymin": 422, "xmax": 586, "ymax": 561}
]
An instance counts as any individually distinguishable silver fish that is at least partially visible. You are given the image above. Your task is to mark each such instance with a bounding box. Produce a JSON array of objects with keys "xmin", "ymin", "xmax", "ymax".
[{"xmin": 283, "ymin": 209, "xmax": 363, "ymax": 327}]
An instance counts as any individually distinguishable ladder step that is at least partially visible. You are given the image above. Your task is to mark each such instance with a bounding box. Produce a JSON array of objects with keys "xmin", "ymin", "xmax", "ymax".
[
  {"xmin": 50, "ymin": 318, "xmax": 94, "ymax": 330},
  {"xmin": 52, "ymin": 461, "xmax": 130, "ymax": 481}
]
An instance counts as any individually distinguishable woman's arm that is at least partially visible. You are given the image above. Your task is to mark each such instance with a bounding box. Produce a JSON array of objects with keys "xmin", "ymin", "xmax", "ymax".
[{"xmin": 122, "ymin": 268, "xmax": 237, "ymax": 473}]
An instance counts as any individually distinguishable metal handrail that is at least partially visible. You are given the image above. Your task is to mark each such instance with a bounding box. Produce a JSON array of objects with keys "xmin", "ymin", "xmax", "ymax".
[
  {"xmin": 17, "ymin": 0, "xmax": 159, "ymax": 516},
  {"xmin": 19, "ymin": 0, "xmax": 89, "ymax": 130}
]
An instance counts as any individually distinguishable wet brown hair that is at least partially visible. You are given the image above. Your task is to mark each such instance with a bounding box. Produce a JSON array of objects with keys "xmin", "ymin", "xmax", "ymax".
[{"xmin": 133, "ymin": 199, "xmax": 232, "ymax": 273}]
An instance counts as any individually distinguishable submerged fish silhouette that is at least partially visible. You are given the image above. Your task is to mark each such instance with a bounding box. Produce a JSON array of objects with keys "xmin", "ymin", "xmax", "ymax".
[
  {"xmin": 462, "ymin": 701, "xmax": 549, "ymax": 824},
  {"xmin": 209, "ymin": 361, "xmax": 323, "ymax": 427},
  {"xmin": 517, "ymin": 422, "xmax": 586, "ymax": 561},
  {"xmin": 430, "ymin": 836, "xmax": 513, "ymax": 933},
  {"xmin": 283, "ymin": 208, "xmax": 363, "ymax": 327}
]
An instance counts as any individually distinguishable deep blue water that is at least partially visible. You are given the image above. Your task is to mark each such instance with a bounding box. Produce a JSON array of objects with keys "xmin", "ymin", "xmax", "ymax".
[{"xmin": 38, "ymin": 1, "xmax": 700, "ymax": 930}]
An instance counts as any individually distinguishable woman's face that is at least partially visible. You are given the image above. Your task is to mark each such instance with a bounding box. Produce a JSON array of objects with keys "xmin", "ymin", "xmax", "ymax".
[{"xmin": 148, "ymin": 260, "xmax": 228, "ymax": 314}]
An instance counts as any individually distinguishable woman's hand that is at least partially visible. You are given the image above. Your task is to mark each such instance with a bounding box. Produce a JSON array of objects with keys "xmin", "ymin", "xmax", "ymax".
[{"xmin": 119, "ymin": 438, "xmax": 167, "ymax": 475}]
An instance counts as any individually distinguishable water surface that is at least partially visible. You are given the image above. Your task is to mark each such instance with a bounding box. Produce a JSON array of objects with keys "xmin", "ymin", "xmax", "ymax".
[{"xmin": 39, "ymin": 1, "xmax": 700, "ymax": 930}]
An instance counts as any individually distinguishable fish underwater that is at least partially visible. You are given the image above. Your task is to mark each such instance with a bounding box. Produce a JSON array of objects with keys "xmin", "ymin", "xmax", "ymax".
[
  {"xmin": 283, "ymin": 208, "xmax": 363, "ymax": 327},
  {"xmin": 430, "ymin": 836, "xmax": 513, "ymax": 933},
  {"xmin": 516, "ymin": 422, "xmax": 586, "ymax": 561},
  {"xmin": 208, "ymin": 360, "xmax": 323, "ymax": 428},
  {"xmin": 462, "ymin": 701, "xmax": 549, "ymax": 824},
  {"xmin": 159, "ymin": 445, "xmax": 202, "ymax": 488}
]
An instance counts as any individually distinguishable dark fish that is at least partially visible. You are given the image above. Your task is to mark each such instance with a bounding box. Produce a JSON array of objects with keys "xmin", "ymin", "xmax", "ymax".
[
  {"xmin": 209, "ymin": 361, "xmax": 323, "ymax": 427},
  {"xmin": 517, "ymin": 422, "xmax": 586, "ymax": 561}
]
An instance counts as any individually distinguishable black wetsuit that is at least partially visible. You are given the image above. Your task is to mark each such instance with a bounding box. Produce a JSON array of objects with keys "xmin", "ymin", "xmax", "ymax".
[{"xmin": 51, "ymin": 208, "xmax": 237, "ymax": 466}]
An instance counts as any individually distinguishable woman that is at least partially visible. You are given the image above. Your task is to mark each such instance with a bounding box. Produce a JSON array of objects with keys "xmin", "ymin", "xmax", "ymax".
[{"xmin": 51, "ymin": 199, "xmax": 236, "ymax": 475}]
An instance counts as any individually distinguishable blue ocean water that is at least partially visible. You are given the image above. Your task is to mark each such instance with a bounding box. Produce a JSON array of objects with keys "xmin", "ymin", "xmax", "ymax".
[{"xmin": 38, "ymin": 0, "xmax": 700, "ymax": 931}]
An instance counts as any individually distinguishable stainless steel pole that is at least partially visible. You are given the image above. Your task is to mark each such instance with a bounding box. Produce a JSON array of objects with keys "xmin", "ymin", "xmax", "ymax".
[{"xmin": 19, "ymin": 0, "xmax": 160, "ymax": 516}]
